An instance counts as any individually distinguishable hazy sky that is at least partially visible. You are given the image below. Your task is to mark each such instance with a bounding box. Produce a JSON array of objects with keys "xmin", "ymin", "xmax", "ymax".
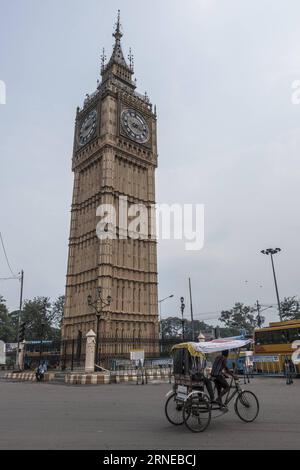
[{"xmin": 1, "ymin": 0, "xmax": 300, "ymax": 326}]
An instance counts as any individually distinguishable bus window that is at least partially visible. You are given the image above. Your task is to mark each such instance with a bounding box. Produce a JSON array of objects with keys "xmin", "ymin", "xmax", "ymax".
[{"xmin": 289, "ymin": 328, "xmax": 300, "ymax": 342}]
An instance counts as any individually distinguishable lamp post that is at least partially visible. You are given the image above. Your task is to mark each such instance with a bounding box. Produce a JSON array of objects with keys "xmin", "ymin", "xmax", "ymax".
[
  {"xmin": 255, "ymin": 301, "xmax": 273, "ymax": 328},
  {"xmin": 158, "ymin": 295, "xmax": 174, "ymax": 334},
  {"xmin": 158, "ymin": 294, "xmax": 174, "ymax": 353},
  {"xmin": 188, "ymin": 278, "xmax": 195, "ymax": 341},
  {"xmin": 16, "ymin": 270, "xmax": 24, "ymax": 370},
  {"xmin": 255, "ymin": 300, "xmax": 263, "ymax": 328},
  {"xmin": 261, "ymin": 248, "xmax": 282, "ymax": 321},
  {"xmin": 39, "ymin": 322, "xmax": 45, "ymax": 366},
  {"xmin": 180, "ymin": 297, "xmax": 185, "ymax": 340},
  {"xmin": 87, "ymin": 287, "xmax": 112, "ymax": 368}
]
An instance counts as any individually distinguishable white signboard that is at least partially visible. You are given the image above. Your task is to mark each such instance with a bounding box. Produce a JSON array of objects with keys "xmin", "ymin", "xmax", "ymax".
[
  {"xmin": 5, "ymin": 343, "xmax": 17, "ymax": 353},
  {"xmin": 0, "ymin": 341, "xmax": 6, "ymax": 365},
  {"xmin": 130, "ymin": 350, "xmax": 145, "ymax": 365},
  {"xmin": 177, "ymin": 385, "xmax": 188, "ymax": 401},
  {"xmin": 253, "ymin": 355, "xmax": 280, "ymax": 363}
]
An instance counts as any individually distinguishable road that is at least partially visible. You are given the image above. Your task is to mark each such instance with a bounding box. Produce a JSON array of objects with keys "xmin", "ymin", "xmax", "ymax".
[{"xmin": 0, "ymin": 377, "xmax": 299, "ymax": 450}]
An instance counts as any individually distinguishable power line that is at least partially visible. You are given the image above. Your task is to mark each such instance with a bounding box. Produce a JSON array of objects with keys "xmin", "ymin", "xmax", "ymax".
[
  {"xmin": 0, "ymin": 276, "xmax": 19, "ymax": 281},
  {"xmin": 0, "ymin": 231, "xmax": 18, "ymax": 279}
]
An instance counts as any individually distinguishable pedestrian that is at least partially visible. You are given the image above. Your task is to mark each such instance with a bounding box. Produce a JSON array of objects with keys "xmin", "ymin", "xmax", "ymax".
[
  {"xmin": 284, "ymin": 358, "xmax": 292, "ymax": 385},
  {"xmin": 36, "ymin": 362, "xmax": 46, "ymax": 382},
  {"xmin": 288, "ymin": 359, "xmax": 294, "ymax": 385}
]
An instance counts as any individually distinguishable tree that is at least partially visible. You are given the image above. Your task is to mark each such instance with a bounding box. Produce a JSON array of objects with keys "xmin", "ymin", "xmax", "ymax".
[
  {"xmin": 219, "ymin": 326, "xmax": 245, "ymax": 338},
  {"xmin": 184, "ymin": 319, "xmax": 212, "ymax": 340},
  {"xmin": 219, "ymin": 302, "xmax": 262, "ymax": 334},
  {"xmin": 18, "ymin": 297, "xmax": 53, "ymax": 341},
  {"xmin": 161, "ymin": 317, "xmax": 212, "ymax": 340},
  {"xmin": 0, "ymin": 296, "xmax": 15, "ymax": 342},
  {"xmin": 9, "ymin": 295, "xmax": 65, "ymax": 342},
  {"xmin": 51, "ymin": 295, "xmax": 65, "ymax": 329},
  {"xmin": 280, "ymin": 297, "xmax": 300, "ymax": 321},
  {"xmin": 161, "ymin": 317, "xmax": 182, "ymax": 339}
]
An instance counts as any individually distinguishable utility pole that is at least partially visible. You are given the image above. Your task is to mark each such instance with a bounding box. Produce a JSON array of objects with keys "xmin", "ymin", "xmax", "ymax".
[
  {"xmin": 256, "ymin": 300, "xmax": 263, "ymax": 328},
  {"xmin": 188, "ymin": 278, "xmax": 195, "ymax": 341},
  {"xmin": 158, "ymin": 294, "xmax": 174, "ymax": 353},
  {"xmin": 180, "ymin": 297, "xmax": 185, "ymax": 341},
  {"xmin": 16, "ymin": 270, "xmax": 24, "ymax": 369}
]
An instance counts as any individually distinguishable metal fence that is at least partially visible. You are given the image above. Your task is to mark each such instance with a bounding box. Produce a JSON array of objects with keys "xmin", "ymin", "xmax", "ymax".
[
  {"xmin": 23, "ymin": 336, "xmax": 182, "ymax": 371},
  {"xmin": 23, "ymin": 337, "xmax": 298, "ymax": 379}
]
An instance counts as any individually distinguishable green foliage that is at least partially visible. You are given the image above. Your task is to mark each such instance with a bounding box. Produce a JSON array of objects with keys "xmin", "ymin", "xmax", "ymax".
[
  {"xmin": 280, "ymin": 296, "xmax": 300, "ymax": 321},
  {"xmin": 219, "ymin": 327, "xmax": 242, "ymax": 338},
  {"xmin": 0, "ymin": 296, "xmax": 16, "ymax": 342},
  {"xmin": 17, "ymin": 297, "xmax": 52, "ymax": 341},
  {"xmin": 0, "ymin": 295, "xmax": 65, "ymax": 342},
  {"xmin": 184, "ymin": 319, "xmax": 213, "ymax": 339},
  {"xmin": 219, "ymin": 302, "xmax": 262, "ymax": 334},
  {"xmin": 161, "ymin": 317, "xmax": 212, "ymax": 339},
  {"xmin": 51, "ymin": 295, "xmax": 65, "ymax": 329}
]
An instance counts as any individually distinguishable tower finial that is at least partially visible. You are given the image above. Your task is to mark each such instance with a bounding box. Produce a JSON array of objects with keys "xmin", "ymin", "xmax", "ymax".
[{"xmin": 113, "ymin": 10, "xmax": 122, "ymax": 41}]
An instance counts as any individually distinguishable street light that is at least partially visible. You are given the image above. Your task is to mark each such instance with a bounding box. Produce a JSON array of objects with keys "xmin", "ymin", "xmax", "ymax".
[
  {"xmin": 39, "ymin": 322, "xmax": 45, "ymax": 366},
  {"xmin": 180, "ymin": 297, "xmax": 186, "ymax": 340},
  {"xmin": 158, "ymin": 295, "xmax": 174, "ymax": 353},
  {"xmin": 255, "ymin": 301, "xmax": 274, "ymax": 328},
  {"xmin": 158, "ymin": 295, "xmax": 174, "ymax": 324},
  {"xmin": 255, "ymin": 300, "xmax": 263, "ymax": 328},
  {"xmin": 261, "ymin": 248, "xmax": 282, "ymax": 321},
  {"xmin": 87, "ymin": 287, "xmax": 112, "ymax": 368}
]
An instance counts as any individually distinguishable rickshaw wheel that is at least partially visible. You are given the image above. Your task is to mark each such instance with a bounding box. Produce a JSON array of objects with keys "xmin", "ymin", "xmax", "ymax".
[
  {"xmin": 165, "ymin": 393, "xmax": 185, "ymax": 425},
  {"xmin": 234, "ymin": 391, "xmax": 259, "ymax": 423},
  {"xmin": 183, "ymin": 393, "xmax": 211, "ymax": 433}
]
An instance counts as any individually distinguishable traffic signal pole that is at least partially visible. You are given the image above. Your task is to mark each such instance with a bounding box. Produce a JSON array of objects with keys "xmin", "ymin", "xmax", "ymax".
[{"xmin": 16, "ymin": 270, "xmax": 24, "ymax": 369}]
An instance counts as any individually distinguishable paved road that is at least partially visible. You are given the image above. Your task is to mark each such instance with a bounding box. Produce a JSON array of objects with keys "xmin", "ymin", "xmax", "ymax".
[{"xmin": 0, "ymin": 377, "xmax": 299, "ymax": 450}]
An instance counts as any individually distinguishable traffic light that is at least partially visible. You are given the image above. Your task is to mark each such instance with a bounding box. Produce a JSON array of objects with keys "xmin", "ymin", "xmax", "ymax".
[{"xmin": 19, "ymin": 322, "xmax": 26, "ymax": 342}]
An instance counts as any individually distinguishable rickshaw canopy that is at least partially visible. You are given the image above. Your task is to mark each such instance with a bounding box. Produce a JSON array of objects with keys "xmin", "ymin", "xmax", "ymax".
[{"xmin": 172, "ymin": 337, "xmax": 252, "ymax": 356}]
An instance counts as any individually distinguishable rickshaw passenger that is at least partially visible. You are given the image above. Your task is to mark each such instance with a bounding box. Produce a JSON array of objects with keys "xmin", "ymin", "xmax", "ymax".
[
  {"xmin": 189, "ymin": 356, "xmax": 214, "ymax": 402},
  {"xmin": 211, "ymin": 350, "xmax": 236, "ymax": 407},
  {"xmin": 203, "ymin": 374, "xmax": 215, "ymax": 402}
]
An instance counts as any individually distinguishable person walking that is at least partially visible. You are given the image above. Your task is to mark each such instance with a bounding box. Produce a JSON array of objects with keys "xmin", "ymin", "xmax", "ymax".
[
  {"xmin": 288, "ymin": 359, "xmax": 294, "ymax": 385},
  {"xmin": 285, "ymin": 357, "xmax": 293, "ymax": 385}
]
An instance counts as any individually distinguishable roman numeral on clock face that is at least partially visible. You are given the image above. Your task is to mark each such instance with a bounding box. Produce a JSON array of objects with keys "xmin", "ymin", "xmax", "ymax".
[{"xmin": 121, "ymin": 108, "xmax": 150, "ymax": 144}]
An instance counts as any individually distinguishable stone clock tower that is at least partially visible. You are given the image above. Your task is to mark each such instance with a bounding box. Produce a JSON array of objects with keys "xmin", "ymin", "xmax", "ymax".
[{"xmin": 62, "ymin": 12, "xmax": 159, "ymax": 359}]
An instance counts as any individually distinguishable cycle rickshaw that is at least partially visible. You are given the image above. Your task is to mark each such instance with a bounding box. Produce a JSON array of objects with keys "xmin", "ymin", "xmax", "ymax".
[{"xmin": 165, "ymin": 338, "xmax": 259, "ymax": 433}]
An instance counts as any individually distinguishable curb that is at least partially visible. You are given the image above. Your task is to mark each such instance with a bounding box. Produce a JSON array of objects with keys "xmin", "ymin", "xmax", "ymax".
[
  {"xmin": 65, "ymin": 373, "xmax": 110, "ymax": 385},
  {"xmin": 4, "ymin": 372, "xmax": 55, "ymax": 382}
]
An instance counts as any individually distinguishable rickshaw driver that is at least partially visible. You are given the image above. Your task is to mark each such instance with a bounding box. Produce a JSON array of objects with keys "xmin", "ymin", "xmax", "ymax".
[{"xmin": 211, "ymin": 350, "xmax": 237, "ymax": 408}]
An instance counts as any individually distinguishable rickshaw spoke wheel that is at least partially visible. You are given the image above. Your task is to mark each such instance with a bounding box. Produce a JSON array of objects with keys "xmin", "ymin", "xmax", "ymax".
[
  {"xmin": 165, "ymin": 393, "xmax": 184, "ymax": 425},
  {"xmin": 183, "ymin": 394, "xmax": 211, "ymax": 433},
  {"xmin": 234, "ymin": 391, "xmax": 259, "ymax": 423}
]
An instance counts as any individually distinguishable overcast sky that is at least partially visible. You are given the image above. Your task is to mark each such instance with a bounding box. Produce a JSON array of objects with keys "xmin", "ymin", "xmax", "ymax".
[{"xmin": 1, "ymin": 0, "xmax": 300, "ymax": 326}]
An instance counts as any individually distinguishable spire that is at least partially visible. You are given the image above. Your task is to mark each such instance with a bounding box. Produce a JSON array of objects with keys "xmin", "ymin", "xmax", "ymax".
[
  {"xmin": 101, "ymin": 10, "xmax": 134, "ymax": 85},
  {"xmin": 113, "ymin": 9, "xmax": 122, "ymax": 42},
  {"xmin": 105, "ymin": 10, "xmax": 132, "ymax": 71}
]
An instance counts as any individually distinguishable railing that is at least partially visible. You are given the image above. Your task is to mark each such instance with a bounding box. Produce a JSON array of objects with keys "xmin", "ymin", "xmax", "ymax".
[{"xmin": 23, "ymin": 336, "xmax": 181, "ymax": 372}]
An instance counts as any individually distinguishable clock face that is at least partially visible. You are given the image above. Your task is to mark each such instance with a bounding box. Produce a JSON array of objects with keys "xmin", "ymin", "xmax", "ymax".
[
  {"xmin": 79, "ymin": 110, "xmax": 97, "ymax": 146},
  {"xmin": 121, "ymin": 109, "xmax": 150, "ymax": 144}
]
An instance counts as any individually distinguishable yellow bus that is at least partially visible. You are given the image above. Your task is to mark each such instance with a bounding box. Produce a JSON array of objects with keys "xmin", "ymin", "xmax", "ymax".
[{"xmin": 253, "ymin": 320, "xmax": 300, "ymax": 375}]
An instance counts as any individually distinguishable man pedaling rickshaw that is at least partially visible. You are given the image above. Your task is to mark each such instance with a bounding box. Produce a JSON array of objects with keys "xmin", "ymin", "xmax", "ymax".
[{"xmin": 211, "ymin": 350, "xmax": 238, "ymax": 408}]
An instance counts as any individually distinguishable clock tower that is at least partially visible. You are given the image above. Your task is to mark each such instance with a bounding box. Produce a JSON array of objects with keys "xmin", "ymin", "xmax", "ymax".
[{"xmin": 62, "ymin": 12, "xmax": 159, "ymax": 362}]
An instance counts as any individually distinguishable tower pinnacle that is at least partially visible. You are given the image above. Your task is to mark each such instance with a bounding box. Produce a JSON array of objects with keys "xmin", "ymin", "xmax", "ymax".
[
  {"xmin": 113, "ymin": 9, "xmax": 122, "ymax": 41},
  {"xmin": 101, "ymin": 10, "xmax": 134, "ymax": 86}
]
